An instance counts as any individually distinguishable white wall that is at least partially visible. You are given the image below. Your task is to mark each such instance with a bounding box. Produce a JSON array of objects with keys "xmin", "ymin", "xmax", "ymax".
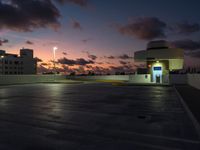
[
  {"xmin": 1, "ymin": 74, "xmax": 200, "ymax": 89},
  {"xmin": 169, "ymin": 74, "xmax": 188, "ymax": 84},
  {"xmin": 187, "ymin": 74, "xmax": 200, "ymax": 90},
  {"xmin": 0, "ymin": 75, "xmax": 66, "ymax": 85},
  {"xmin": 67, "ymin": 74, "xmax": 153, "ymax": 83},
  {"xmin": 67, "ymin": 75, "xmax": 129, "ymax": 81},
  {"xmin": 169, "ymin": 74, "xmax": 200, "ymax": 89},
  {"xmin": 129, "ymin": 74, "xmax": 151, "ymax": 83}
]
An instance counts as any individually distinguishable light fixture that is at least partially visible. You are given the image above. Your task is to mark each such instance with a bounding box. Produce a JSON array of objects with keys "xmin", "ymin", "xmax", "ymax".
[{"xmin": 53, "ymin": 47, "xmax": 58, "ymax": 77}]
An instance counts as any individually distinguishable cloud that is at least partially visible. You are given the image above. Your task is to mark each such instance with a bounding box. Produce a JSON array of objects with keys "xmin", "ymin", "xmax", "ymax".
[
  {"xmin": 119, "ymin": 61, "xmax": 128, "ymax": 65},
  {"xmin": 37, "ymin": 65, "xmax": 49, "ymax": 73},
  {"xmin": 170, "ymin": 39, "xmax": 200, "ymax": 51},
  {"xmin": 0, "ymin": 38, "xmax": 9, "ymax": 46},
  {"xmin": 57, "ymin": 58, "xmax": 76, "ymax": 66},
  {"xmin": 0, "ymin": 0, "xmax": 60, "ymax": 32},
  {"xmin": 35, "ymin": 57, "xmax": 43, "ymax": 62},
  {"xmin": 118, "ymin": 54, "xmax": 133, "ymax": 59},
  {"xmin": 62, "ymin": 52, "xmax": 67, "ymax": 55},
  {"xmin": 88, "ymin": 66, "xmax": 110, "ymax": 74},
  {"xmin": 82, "ymin": 38, "xmax": 92, "ymax": 43},
  {"xmin": 109, "ymin": 65, "xmax": 135, "ymax": 73},
  {"xmin": 41, "ymin": 63, "xmax": 49, "ymax": 66},
  {"xmin": 76, "ymin": 58, "xmax": 94, "ymax": 65},
  {"xmin": 84, "ymin": 51, "xmax": 97, "ymax": 60},
  {"xmin": 96, "ymin": 62, "xmax": 104, "ymax": 65},
  {"xmin": 88, "ymin": 54, "xmax": 97, "ymax": 60},
  {"xmin": 175, "ymin": 21, "xmax": 200, "ymax": 35},
  {"xmin": 170, "ymin": 39, "xmax": 200, "ymax": 58},
  {"xmin": 71, "ymin": 19, "xmax": 82, "ymax": 30},
  {"xmin": 118, "ymin": 17, "xmax": 167, "ymax": 40},
  {"xmin": 104, "ymin": 54, "xmax": 132, "ymax": 60},
  {"xmin": 55, "ymin": 0, "xmax": 88, "ymax": 7},
  {"xmin": 58, "ymin": 57, "xmax": 94, "ymax": 66},
  {"xmin": 26, "ymin": 40, "xmax": 34, "ymax": 45},
  {"xmin": 188, "ymin": 50, "xmax": 200, "ymax": 58},
  {"xmin": 104, "ymin": 55, "xmax": 115, "ymax": 59}
]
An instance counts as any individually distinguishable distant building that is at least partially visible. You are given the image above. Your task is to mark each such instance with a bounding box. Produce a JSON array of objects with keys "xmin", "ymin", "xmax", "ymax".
[
  {"xmin": 134, "ymin": 40, "xmax": 184, "ymax": 83},
  {"xmin": 0, "ymin": 49, "xmax": 37, "ymax": 75}
]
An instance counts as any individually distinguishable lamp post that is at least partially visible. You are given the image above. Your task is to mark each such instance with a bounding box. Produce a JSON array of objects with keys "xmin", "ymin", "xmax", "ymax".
[
  {"xmin": 53, "ymin": 47, "xmax": 57, "ymax": 81},
  {"xmin": 53, "ymin": 47, "xmax": 58, "ymax": 73}
]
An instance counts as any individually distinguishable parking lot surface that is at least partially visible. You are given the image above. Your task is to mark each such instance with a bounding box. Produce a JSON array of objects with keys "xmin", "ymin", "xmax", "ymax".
[{"xmin": 0, "ymin": 83, "xmax": 199, "ymax": 150}]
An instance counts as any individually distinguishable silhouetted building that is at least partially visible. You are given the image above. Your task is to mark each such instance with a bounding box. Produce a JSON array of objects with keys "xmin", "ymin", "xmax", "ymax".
[{"xmin": 0, "ymin": 49, "xmax": 37, "ymax": 75}]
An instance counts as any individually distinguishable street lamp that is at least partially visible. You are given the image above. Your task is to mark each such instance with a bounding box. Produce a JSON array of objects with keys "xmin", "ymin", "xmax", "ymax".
[{"xmin": 53, "ymin": 46, "xmax": 57, "ymax": 74}]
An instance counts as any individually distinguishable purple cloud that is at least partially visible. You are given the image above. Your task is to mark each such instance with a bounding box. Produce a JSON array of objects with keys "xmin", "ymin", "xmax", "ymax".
[
  {"xmin": 0, "ymin": 0, "xmax": 60, "ymax": 32},
  {"xmin": 118, "ymin": 17, "xmax": 167, "ymax": 40},
  {"xmin": 175, "ymin": 21, "xmax": 200, "ymax": 35},
  {"xmin": 55, "ymin": 0, "xmax": 88, "ymax": 7}
]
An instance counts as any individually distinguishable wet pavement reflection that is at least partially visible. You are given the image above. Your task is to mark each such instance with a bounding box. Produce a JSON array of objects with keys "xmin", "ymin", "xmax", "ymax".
[{"xmin": 0, "ymin": 83, "xmax": 199, "ymax": 150}]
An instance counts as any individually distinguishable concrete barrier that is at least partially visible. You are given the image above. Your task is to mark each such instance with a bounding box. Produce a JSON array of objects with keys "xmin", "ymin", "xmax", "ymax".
[
  {"xmin": 67, "ymin": 75, "xmax": 130, "ymax": 81},
  {"xmin": 169, "ymin": 74, "xmax": 200, "ymax": 89},
  {"xmin": 187, "ymin": 74, "xmax": 200, "ymax": 90},
  {"xmin": 169, "ymin": 74, "xmax": 188, "ymax": 84},
  {"xmin": 0, "ymin": 75, "xmax": 66, "ymax": 85},
  {"xmin": 1, "ymin": 74, "xmax": 200, "ymax": 89},
  {"xmin": 129, "ymin": 74, "xmax": 151, "ymax": 83},
  {"xmin": 67, "ymin": 74, "xmax": 153, "ymax": 83}
]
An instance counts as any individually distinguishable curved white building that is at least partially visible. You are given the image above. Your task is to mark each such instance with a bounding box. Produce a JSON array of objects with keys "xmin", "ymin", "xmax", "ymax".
[{"xmin": 134, "ymin": 40, "xmax": 184, "ymax": 83}]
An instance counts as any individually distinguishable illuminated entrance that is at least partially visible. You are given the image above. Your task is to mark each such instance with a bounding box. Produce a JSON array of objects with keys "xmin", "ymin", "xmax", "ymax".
[{"xmin": 152, "ymin": 66, "xmax": 162, "ymax": 83}]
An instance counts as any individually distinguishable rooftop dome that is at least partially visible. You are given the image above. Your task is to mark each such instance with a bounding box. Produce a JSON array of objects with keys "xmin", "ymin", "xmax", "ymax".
[{"xmin": 147, "ymin": 40, "xmax": 169, "ymax": 50}]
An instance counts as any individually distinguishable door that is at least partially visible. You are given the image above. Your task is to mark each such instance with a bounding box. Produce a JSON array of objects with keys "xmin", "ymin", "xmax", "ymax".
[{"xmin": 152, "ymin": 66, "xmax": 162, "ymax": 83}]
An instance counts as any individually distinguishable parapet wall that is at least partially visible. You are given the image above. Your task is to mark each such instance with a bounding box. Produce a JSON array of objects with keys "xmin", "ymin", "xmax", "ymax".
[
  {"xmin": 0, "ymin": 75, "xmax": 66, "ymax": 85},
  {"xmin": 1, "ymin": 74, "xmax": 200, "ymax": 90},
  {"xmin": 69, "ymin": 74, "xmax": 200, "ymax": 89},
  {"xmin": 187, "ymin": 74, "xmax": 200, "ymax": 90},
  {"xmin": 169, "ymin": 74, "xmax": 200, "ymax": 90},
  {"xmin": 169, "ymin": 74, "xmax": 188, "ymax": 84},
  {"xmin": 67, "ymin": 75, "xmax": 130, "ymax": 81},
  {"xmin": 67, "ymin": 74, "xmax": 152, "ymax": 83}
]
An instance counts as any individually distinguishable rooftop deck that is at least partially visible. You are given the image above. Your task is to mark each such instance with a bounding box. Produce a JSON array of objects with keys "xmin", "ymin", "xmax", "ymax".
[{"xmin": 0, "ymin": 83, "xmax": 199, "ymax": 149}]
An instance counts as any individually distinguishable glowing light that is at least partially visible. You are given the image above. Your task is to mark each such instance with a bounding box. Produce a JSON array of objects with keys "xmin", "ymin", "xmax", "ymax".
[
  {"xmin": 156, "ymin": 61, "xmax": 159, "ymax": 63},
  {"xmin": 53, "ymin": 47, "xmax": 58, "ymax": 75},
  {"xmin": 53, "ymin": 47, "xmax": 58, "ymax": 60},
  {"xmin": 0, "ymin": 55, "xmax": 4, "ymax": 58}
]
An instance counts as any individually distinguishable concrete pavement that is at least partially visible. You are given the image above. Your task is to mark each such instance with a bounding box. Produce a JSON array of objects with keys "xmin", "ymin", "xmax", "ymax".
[{"xmin": 0, "ymin": 83, "xmax": 199, "ymax": 149}]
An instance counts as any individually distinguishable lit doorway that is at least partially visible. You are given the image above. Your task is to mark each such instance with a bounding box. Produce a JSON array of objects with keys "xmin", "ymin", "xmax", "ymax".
[{"xmin": 152, "ymin": 66, "xmax": 162, "ymax": 83}]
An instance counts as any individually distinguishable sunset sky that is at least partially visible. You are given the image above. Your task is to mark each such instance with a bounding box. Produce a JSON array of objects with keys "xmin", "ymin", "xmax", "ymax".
[{"xmin": 0, "ymin": 0, "xmax": 200, "ymax": 74}]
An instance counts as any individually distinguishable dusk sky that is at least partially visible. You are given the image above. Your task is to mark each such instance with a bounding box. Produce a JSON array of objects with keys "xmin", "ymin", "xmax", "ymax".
[{"xmin": 0, "ymin": 0, "xmax": 200, "ymax": 73}]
